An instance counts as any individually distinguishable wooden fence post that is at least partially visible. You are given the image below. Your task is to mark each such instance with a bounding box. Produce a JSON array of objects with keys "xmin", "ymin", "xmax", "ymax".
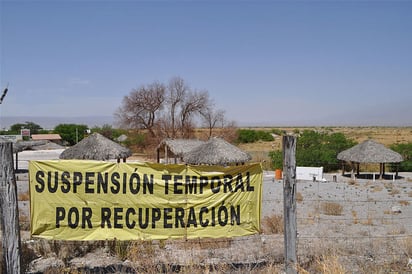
[
  {"xmin": 0, "ymin": 140, "xmax": 22, "ymax": 273},
  {"xmin": 283, "ymin": 135, "xmax": 297, "ymax": 274}
]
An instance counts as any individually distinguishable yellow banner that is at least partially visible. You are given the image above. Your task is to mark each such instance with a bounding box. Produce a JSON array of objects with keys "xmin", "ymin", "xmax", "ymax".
[{"xmin": 29, "ymin": 160, "xmax": 262, "ymax": 241}]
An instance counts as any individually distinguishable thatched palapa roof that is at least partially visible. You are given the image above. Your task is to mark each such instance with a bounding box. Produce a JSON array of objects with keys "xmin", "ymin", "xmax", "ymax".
[
  {"xmin": 183, "ymin": 137, "xmax": 251, "ymax": 165},
  {"xmin": 59, "ymin": 133, "xmax": 132, "ymax": 161},
  {"xmin": 337, "ymin": 139, "xmax": 403, "ymax": 163},
  {"xmin": 157, "ymin": 138, "xmax": 205, "ymax": 158}
]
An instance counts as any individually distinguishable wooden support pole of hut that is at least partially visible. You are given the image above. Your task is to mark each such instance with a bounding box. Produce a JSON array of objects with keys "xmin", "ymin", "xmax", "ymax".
[
  {"xmin": 379, "ymin": 163, "xmax": 383, "ymax": 179},
  {"xmin": 283, "ymin": 135, "xmax": 297, "ymax": 274},
  {"xmin": 165, "ymin": 145, "xmax": 168, "ymax": 164},
  {"xmin": 0, "ymin": 140, "xmax": 22, "ymax": 273}
]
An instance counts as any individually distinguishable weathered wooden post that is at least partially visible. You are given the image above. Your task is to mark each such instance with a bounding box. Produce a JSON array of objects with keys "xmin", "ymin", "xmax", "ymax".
[
  {"xmin": 0, "ymin": 140, "xmax": 22, "ymax": 273},
  {"xmin": 283, "ymin": 135, "xmax": 297, "ymax": 274}
]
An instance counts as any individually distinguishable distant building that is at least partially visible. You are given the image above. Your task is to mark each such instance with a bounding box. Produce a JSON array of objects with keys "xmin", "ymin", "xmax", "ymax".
[{"xmin": 31, "ymin": 134, "xmax": 63, "ymax": 145}]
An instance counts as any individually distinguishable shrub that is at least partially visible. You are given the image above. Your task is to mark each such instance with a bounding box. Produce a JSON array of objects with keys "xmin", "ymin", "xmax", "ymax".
[
  {"xmin": 268, "ymin": 150, "xmax": 282, "ymax": 170},
  {"xmin": 321, "ymin": 202, "xmax": 343, "ymax": 216},
  {"xmin": 262, "ymin": 215, "xmax": 284, "ymax": 234},
  {"xmin": 390, "ymin": 143, "xmax": 412, "ymax": 172},
  {"xmin": 269, "ymin": 130, "xmax": 356, "ymax": 172},
  {"xmin": 236, "ymin": 129, "xmax": 274, "ymax": 143}
]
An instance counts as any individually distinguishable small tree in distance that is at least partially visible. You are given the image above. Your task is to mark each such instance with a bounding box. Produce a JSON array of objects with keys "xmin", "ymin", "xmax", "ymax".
[
  {"xmin": 10, "ymin": 121, "xmax": 43, "ymax": 135},
  {"xmin": 54, "ymin": 124, "xmax": 88, "ymax": 146}
]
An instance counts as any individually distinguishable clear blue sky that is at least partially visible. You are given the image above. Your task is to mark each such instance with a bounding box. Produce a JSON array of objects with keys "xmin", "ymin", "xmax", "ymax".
[{"xmin": 1, "ymin": 1, "xmax": 411, "ymax": 127}]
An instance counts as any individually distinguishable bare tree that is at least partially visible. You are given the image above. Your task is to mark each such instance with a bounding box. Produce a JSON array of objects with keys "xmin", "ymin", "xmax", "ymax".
[
  {"xmin": 179, "ymin": 90, "xmax": 209, "ymax": 138},
  {"xmin": 115, "ymin": 77, "xmax": 231, "ymax": 141},
  {"xmin": 200, "ymin": 106, "xmax": 225, "ymax": 138},
  {"xmin": 166, "ymin": 77, "xmax": 187, "ymax": 138},
  {"xmin": 115, "ymin": 82, "xmax": 165, "ymax": 137}
]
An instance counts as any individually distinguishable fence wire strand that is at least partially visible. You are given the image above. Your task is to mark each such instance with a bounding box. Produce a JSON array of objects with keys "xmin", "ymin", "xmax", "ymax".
[{"xmin": 3, "ymin": 158, "xmax": 412, "ymax": 272}]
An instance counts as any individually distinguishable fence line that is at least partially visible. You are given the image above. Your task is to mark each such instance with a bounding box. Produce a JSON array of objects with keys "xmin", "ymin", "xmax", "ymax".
[{"xmin": 3, "ymin": 156, "xmax": 412, "ymax": 272}]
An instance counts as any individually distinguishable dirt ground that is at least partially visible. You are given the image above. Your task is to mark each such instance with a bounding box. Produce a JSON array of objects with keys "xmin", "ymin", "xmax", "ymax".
[{"xmin": 11, "ymin": 149, "xmax": 412, "ymax": 273}]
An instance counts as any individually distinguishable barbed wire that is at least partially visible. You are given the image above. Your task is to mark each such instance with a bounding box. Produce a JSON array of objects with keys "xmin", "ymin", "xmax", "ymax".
[{"xmin": 5, "ymin": 159, "xmax": 412, "ymax": 272}]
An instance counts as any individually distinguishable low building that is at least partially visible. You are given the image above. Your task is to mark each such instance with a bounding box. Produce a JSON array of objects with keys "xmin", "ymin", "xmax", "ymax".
[{"xmin": 31, "ymin": 134, "xmax": 63, "ymax": 145}]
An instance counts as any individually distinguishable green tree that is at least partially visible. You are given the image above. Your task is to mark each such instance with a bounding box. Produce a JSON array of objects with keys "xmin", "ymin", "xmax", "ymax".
[
  {"xmin": 390, "ymin": 143, "xmax": 412, "ymax": 172},
  {"xmin": 54, "ymin": 124, "xmax": 88, "ymax": 145},
  {"xmin": 269, "ymin": 130, "xmax": 356, "ymax": 172},
  {"xmin": 236, "ymin": 129, "xmax": 274, "ymax": 143},
  {"xmin": 268, "ymin": 150, "xmax": 283, "ymax": 170},
  {"xmin": 10, "ymin": 121, "xmax": 43, "ymax": 134}
]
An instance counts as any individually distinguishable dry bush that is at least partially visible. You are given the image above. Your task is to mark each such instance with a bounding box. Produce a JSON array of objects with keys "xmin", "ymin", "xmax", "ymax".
[
  {"xmin": 351, "ymin": 210, "xmax": 358, "ymax": 224},
  {"xmin": 408, "ymin": 191, "xmax": 412, "ymax": 197},
  {"xmin": 390, "ymin": 188, "xmax": 401, "ymax": 196},
  {"xmin": 313, "ymin": 255, "xmax": 346, "ymax": 274},
  {"xmin": 360, "ymin": 215, "xmax": 373, "ymax": 226},
  {"xmin": 126, "ymin": 240, "xmax": 156, "ymax": 262},
  {"xmin": 321, "ymin": 202, "xmax": 343, "ymax": 216},
  {"xmin": 29, "ymin": 240, "xmax": 104, "ymax": 264},
  {"xmin": 347, "ymin": 179, "xmax": 358, "ymax": 186},
  {"xmin": 370, "ymin": 185, "xmax": 383, "ymax": 192},
  {"xmin": 262, "ymin": 214, "xmax": 284, "ymax": 234},
  {"xmin": 399, "ymin": 200, "xmax": 410, "ymax": 206},
  {"xmin": 388, "ymin": 225, "xmax": 406, "ymax": 235},
  {"xmin": 402, "ymin": 236, "xmax": 412, "ymax": 256}
]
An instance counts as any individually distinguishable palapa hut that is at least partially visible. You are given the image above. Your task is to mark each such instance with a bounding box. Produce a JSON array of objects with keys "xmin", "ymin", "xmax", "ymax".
[
  {"xmin": 59, "ymin": 132, "xmax": 132, "ymax": 162},
  {"xmin": 183, "ymin": 137, "xmax": 252, "ymax": 166},
  {"xmin": 156, "ymin": 138, "xmax": 205, "ymax": 164},
  {"xmin": 337, "ymin": 139, "xmax": 403, "ymax": 178}
]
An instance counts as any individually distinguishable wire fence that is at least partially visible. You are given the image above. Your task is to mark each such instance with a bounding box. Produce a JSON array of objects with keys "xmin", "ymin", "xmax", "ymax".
[{"xmin": 3, "ymin": 157, "xmax": 412, "ymax": 273}]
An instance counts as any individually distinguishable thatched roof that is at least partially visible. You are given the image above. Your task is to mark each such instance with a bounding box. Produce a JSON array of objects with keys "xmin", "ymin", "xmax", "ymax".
[
  {"xmin": 183, "ymin": 137, "xmax": 251, "ymax": 165},
  {"xmin": 59, "ymin": 133, "xmax": 132, "ymax": 161},
  {"xmin": 337, "ymin": 139, "xmax": 403, "ymax": 163},
  {"xmin": 1, "ymin": 138, "xmax": 63, "ymax": 153},
  {"xmin": 157, "ymin": 138, "xmax": 205, "ymax": 157}
]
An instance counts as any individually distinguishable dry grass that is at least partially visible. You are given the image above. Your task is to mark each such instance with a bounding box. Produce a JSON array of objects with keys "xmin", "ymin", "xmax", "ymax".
[
  {"xmin": 370, "ymin": 185, "xmax": 383, "ymax": 192},
  {"xmin": 347, "ymin": 179, "xmax": 358, "ymax": 186},
  {"xmin": 262, "ymin": 214, "xmax": 284, "ymax": 234},
  {"xmin": 313, "ymin": 255, "xmax": 346, "ymax": 274},
  {"xmin": 390, "ymin": 188, "xmax": 401, "ymax": 196},
  {"xmin": 321, "ymin": 202, "xmax": 343, "ymax": 216},
  {"xmin": 360, "ymin": 215, "xmax": 374, "ymax": 226},
  {"xmin": 351, "ymin": 210, "xmax": 358, "ymax": 224},
  {"xmin": 402, "ymin": 236, "xmax": 412, "ymax": 256}
]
